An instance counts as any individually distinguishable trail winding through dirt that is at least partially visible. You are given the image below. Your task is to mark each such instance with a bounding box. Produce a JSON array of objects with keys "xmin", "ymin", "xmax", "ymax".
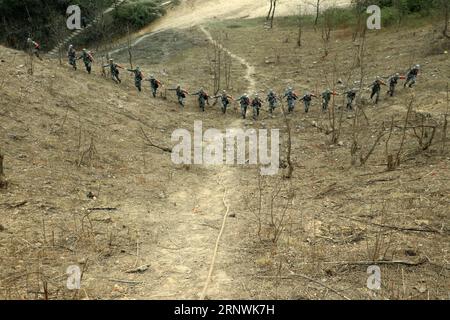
[{"xmin": 199, "ymin": 25, "xmax": 256, "ymax": 94}]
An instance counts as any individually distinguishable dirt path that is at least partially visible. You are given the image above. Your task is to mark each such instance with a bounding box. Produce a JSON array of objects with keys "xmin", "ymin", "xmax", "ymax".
[
  {"xmin": 120, "ymin": 25, "xmax": 258, "ymax": 299},
  {"xmin": 199, "ymin": 25, "xmax": 256, "ymax": 94},
  {"xmin": 109, "ymin": 0, "xmax": 350, "ymax": 56},
  {"xmin": 139, "ymin": 0, "xmax": 351, "ymax": 34}
]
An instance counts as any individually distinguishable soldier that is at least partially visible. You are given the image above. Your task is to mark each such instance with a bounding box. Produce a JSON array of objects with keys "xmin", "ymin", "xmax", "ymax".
[
  {"xmin": 369, "ymin": 77, "xmax": 386, "ymax": 104},
  {"xmin": 27, "ymin": 38, "xmax": 42, "ymax": 60},
  {"xmin": 321, "ymin": 88, "xmax": 338, "ymax": 112},
  {"xmin": 343, "ymin": 88, "xmax": 358, "ymax": 111},
  {"xmin": 251, "ymin": 94, "xmax": 263, "ymax": 120},
  {"xmin": 145, "ymin": 75, "xmax": 162, "ymax": 98},
  {"xmin": 127, "ymin": 66, "xmax": 144, "ymax": 92},
  {"xmin": 284, "ymin": 87, "xmax": 299, "ymax": 113},
  {"xmin": 299, "ymin": 92, "xmax": 318, "ymax": 113},
  {"xmin": 213, "ymin": 90, "xmax": 234, "ymax": 114},
  {"xmin": 79, "ymin": 49, "xmax": 94, "ymax": 74},
  {"xmin": 67, "ymin": 45, "xmax": 77, "ymax": 70},
  {"xmin": 102, "ymin": 59, "xmax": 123, "ymax": 84},
  {"xmin": 168, "ymin": 85, "xmax": 189, "ymax": 108},
  {"xmin": 387, "ymin": 73, "xmax": 405, "ymax": 97},
  {"xmin": 404, "ymin": 65, "xmax": 420, "ymax": 88},
  {"xmin": 267, "ymin": 89, "xmax": 278, "ymax": 115},
  {"xmin": 237, "ymin": 93, "xmax": 251, "ymax": 119},
  {"xmin": 191, "ymin": 88, "xmax": 210, "ymax": 112}
]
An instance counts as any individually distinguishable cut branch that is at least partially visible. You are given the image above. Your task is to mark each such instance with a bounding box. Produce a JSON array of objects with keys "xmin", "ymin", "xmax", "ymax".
[{"xmin": 139, "ymin": 126, "xmax": 172, "ymax": 153}]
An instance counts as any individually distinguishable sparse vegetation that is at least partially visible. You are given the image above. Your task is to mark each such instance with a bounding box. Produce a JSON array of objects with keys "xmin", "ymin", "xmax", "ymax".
[{"xmin": 0, "ymin": 0, "xmax": 449, "ymax": 301}]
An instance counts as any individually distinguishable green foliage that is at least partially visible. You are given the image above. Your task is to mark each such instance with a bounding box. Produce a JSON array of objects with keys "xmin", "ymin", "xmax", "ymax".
[
  {"xmin": 0, "ymin": 0, "xmax": 114, "ymax": 49},
  {"xmin": 113, "ymin": 1, "xmax": 165, "ymax": 29}
]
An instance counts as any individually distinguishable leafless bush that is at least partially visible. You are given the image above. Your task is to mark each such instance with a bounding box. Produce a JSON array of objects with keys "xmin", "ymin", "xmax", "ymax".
[
  {"xmin": 252, "ymin": 175, "xmax": 294, "ymax": 245},
  {"xmin": 0, "ymin": 152, "xmax": 8, "ymax": 189}
]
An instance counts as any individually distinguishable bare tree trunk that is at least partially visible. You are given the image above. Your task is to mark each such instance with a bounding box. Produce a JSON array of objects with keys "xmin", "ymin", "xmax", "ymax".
[
  {"xmin": 314, "ymin": 0, "xmax": 321, "ymax": 29},
  {"xmin": 127, "ymin": 24, "xmax": 133, "ymax": 69},
  {"xmin": 0, "ymin": 153, "xmax": 7, "ymax": 189},
  {"xmin": 266, "ymin": 0, "xmax": 274, "ymax": 21},
  {"xmin": 297, "ymin": 4, "xmax": 303, "ymax": 47},
  {"xmin": 270, "ymin": 0, "xmax": 277, "ymax": 29},
  {"xmin": 280, "ymin": 102, "xmax": 293, "ymax": 179},
  {"xmin": 443, "ymin": 0, "xmax": 450, "ymax": 38}
]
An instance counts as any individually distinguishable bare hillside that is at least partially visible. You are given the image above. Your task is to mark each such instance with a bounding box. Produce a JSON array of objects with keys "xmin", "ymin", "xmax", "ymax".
[{"xmin": 0, "ymin": 7, "xmax": 449, "ymax": 300}]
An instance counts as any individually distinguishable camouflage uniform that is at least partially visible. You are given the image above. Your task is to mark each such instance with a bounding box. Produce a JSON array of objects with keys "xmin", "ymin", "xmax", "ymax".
[
  {"xmin": 370, "ymin": 78, "xmax": 386, "ymax": 104},
  {"xmin": 388, "ymin": 74, "xmax": 400, "ymax": 96},
  {"xmin": 67, "ymin": 46, "xmax": 77, "ymax": 70},
  {"xmin": 300, "ymin": 92, "xmax": 317, "ymax": 113},
  {"xmin": 27, "ymin": 38, "xmax": 42, "ymax": 60},
  {"xmin": 192, "ymin": 88, "xmax": 209, "ymax": 112},
  {"xmin": 404, "ymin": 65, "xmax": 420, "ymax": 88},
  {"xmin": 267, "ymin": 90, "xmax": 278, "ymax": 114},
  {"xmin": 237, "ymin": 94, "xmax": 250, "ymax": 119},
  {"xmin": 128, "ymin": 67, "xmax": 144, "ymax": 92},
  {"xmin": 146, "ymin": 75, "xmax": 161, "ymax": 98},
  {"xmin": 80, "ymin": 49, "xmax": 94, "ymax": 74},
  {"xmin": 168, "ymin": 86, "xmax": 188, "ymax": 108},
  {"xmin": 103, "ymin": 59, "xmax": 122, "ymax": 84},
  {"xmin": 344, "ymin": 89, "xmax": 357, "ymax": 111},
  {"xmin": 214, "ymin": 91, "xmax": 233, "ymax": 114},
  {"xmin": 284, "ymin": 88, "xmax": 298, "ymax": 113},
  {"xmin": 251, "ymin": 95, "xmax": 263, "ymax": 120},
  {"xmin": 321, "ymin": 89, "xmax": 337, "ymax": 112}
]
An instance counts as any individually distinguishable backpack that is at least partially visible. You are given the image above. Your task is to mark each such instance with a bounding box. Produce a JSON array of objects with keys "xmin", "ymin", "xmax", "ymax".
[{"xmin": 152, "ymin": 79, "xmax": 160, "ymax": 88}]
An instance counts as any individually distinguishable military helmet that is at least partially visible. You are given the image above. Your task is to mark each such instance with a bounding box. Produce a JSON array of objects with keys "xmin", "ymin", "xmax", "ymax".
[
  {"xmin": 415, "ymin": 64, "xmax": 420, "ymax": 69},
  {"xmin": 150, "ymin": 74, "xmax": 155, "ymax": 79}
]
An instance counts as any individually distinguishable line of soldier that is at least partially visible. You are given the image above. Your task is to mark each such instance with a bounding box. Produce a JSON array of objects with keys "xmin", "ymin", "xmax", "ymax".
[{"xmin": 63, "ymin": 44, "xmax": 421, "ymax": 120}]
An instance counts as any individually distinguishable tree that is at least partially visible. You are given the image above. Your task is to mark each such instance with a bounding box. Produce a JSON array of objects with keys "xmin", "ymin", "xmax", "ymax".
[
  {"xmin": 266, "ymin": 0, "xmax": 278, "ymax": 29},
  {"xmin": 0, "ymin": 152, "xmax": 7, "ymax": 189},
  {"xmin": 314, "ymin": 0, "xmax": 321, "ymax": 29},
  {"xmin": 297, "ymin": 3, "xmax": 304, "ymax": 47},
  {"xmin": 439, "ymin": 0, "xmax": 450, "ymax": 38}
]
